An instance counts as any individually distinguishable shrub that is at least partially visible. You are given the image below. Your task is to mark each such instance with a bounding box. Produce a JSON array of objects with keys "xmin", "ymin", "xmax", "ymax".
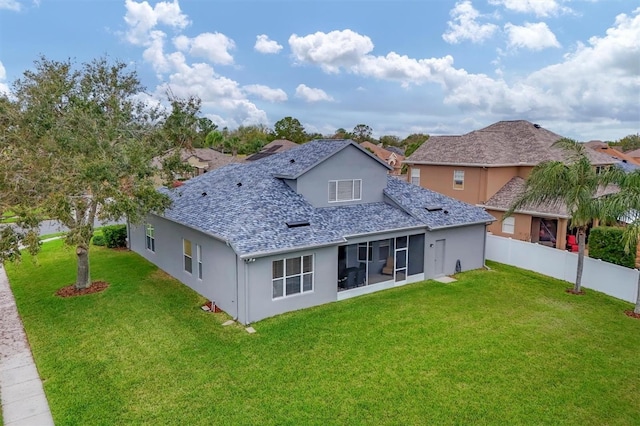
[
  {"xmin": 92, "ymin": 235, "xmax": 106, "ymax": 247},
  {"xmin": 588, "ymin": 226, "xmax": 636, "ymax": 268},
  {"xmin": 102, "ymin": 225, "xmax": 127, "ymax": 249}
]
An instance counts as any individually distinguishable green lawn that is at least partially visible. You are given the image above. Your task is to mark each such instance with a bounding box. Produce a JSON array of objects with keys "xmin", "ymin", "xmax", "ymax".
[{"xmin": 6, "ymin": 240, "xmax": 640, "ymax": 425}]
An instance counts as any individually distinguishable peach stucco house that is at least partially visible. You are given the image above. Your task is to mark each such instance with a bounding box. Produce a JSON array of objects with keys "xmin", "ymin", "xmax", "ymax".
[
  {"xmin": 359, "ymin": 141, "xmax": 405, "ymax": 175},
  {"xmin": 404, "ymin": 120, "xmax": 615, "ymax": 250}
]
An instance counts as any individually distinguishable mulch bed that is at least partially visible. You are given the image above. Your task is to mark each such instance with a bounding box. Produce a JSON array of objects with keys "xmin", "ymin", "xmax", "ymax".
[
  {"xmin": 624, "ymin": 310, "xmax": 640, "ymax": 319},
  {"xmin": 55, "ymin": 281, "xmax": 109, "ymax": 298},
  {"xmin": 565, "ymin": 288, "xmax": 585, "ymax": 295}
]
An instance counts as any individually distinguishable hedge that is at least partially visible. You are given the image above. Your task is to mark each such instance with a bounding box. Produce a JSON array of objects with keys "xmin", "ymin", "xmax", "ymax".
[
  {"xmin": 102, "ymin": 225, "xmax": 127, "ymax": 249},
  {"xmin": 588, "ymin": 226, "xmax": 636, "ymax": 268}
]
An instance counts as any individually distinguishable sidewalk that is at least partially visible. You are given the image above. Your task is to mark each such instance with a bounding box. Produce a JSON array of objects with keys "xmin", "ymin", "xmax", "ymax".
[{"xmin": 0, "ymin": 264, "xmax": 54, "ymax": 426}]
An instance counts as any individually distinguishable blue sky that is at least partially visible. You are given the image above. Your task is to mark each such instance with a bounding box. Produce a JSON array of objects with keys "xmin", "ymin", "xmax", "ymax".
[{"xmin": 1, "ymin": 0, "xmax": 638, "ymax": 141}]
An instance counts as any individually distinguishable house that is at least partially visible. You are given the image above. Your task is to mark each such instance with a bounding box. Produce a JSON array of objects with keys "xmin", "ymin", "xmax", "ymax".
[
  {"xmin": 360, "ymin": 141, "xmax": 405, "ymax": 175},
  {"xmin": 404, "ymin": 120, "xmax": 615, "ymax": 250},
  {"xmin": 129, "ymin": 139, "xmax": 495, "ymax": 324},
  {"xmin": 626, "ymin": 148, "xmax": 640, "ymax": 163},
  {"xmin": 245, "ymin": 139, "xmax": 298, "ymax": 161},
  {"xmin": 152, "ymin": 148, "xmax": 242, "ymax": 184},
  {"xmin": 584, "ymin": 141, "xmax": 640, "ymax": 168}
]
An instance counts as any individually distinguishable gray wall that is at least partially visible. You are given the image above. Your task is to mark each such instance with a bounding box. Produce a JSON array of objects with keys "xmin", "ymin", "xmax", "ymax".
[
  {"xmin": 129, "ymin": 215, "xmax": 238, "ymax": 318},
  {"xmin": 296, "ymin": 145, "xmax": 389, "ymax": 208},
  {"xmin": 242, "ymin": 246, "xmax": 338, "ymax": 324},
  {"xmin": 424, "ymin": 224, "xmax": 487, "ymax": 278}
]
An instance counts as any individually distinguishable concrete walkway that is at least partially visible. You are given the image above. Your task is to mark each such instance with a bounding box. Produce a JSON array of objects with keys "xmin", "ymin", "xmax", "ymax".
[{"xmin": 0, "ymin": 264, "xmax": 54, "ymax": 426}]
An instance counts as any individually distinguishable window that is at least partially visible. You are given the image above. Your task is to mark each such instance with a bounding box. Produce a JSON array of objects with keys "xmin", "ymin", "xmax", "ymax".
[
  {"xmin": 453, "ymin": 170, "xmax": 464, "ymax": 190},
  {"xmin": 183, "ymin": 239, "xmax": 192, "ymax": 274},
  {"xmin": 502, "ymin": 216, "xmax": 515, "ymax": 234},
  {"xmin": 145, "ymin": 224, "xmax": 155, "ymax": 252},
  {"xmin": 272, "ymin": 255, "xmax": 313, "ymax": 299},
  {"xmin": 329, "ymin": 179, "xmax": 362, "ymax": 202},
  {"xmin": 410, "ymin": 168, "xmax": 420, "ymax": 185},
  {"xmin": 196, "ymin": 244, "xmax": 203, "ymax": 280}
]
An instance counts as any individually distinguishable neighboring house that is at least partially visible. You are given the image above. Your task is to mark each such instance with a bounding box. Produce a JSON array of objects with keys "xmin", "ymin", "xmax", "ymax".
[
  {"xmin": 584, "ymin": 141, "xmax": 640, "ymax": 167},
  {"xmin": 626, "ymin": 148, "xmax": 640, "ymax": 163},
  {"xmin": 245, "ymin": 139, "xmax": 298, "ymax": 161},
  {"xmin": 152, "ymin": 148, "xmax": 242, "ymax": 184},
  {"xmin": 130, "ymin": 139, "xmax": 495, "ymax": 324},
  {"xmin": 360, "ymin": 141, "xmax": 405, "ymax": 175},
  {"xmin": 404, "ymin": 120, "xmax": 615, "ymax": 250}
]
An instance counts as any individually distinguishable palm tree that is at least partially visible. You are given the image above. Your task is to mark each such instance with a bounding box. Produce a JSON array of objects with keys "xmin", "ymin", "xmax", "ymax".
[
  {"xmin": 505, "ymin": 138, "xmax": 613, "ymax": 294},
  {"xmin": 600, "ymin": 169, "xmax": 640, "ymax": 314}
]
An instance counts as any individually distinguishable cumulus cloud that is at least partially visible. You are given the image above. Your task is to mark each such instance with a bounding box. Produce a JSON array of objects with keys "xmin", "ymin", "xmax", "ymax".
[
  {"xmin": 488, "ymin": 0, "xmax": 570, "ymax": 17},
  {"xmin": 442, "ymin": 0, "xmax": 499, "ymax": 44},
  {"xmin": 243, "ymin": 84, "xmax": 288, "ymax": 102},
  {"xmin": 504, "ymin": 22, "xmax": 561, "ymax": 51},
  {"xmin": 123, "ymin": 0, "xmax": 189, "ymax": 46},
  {"xmin": 0, "ymin": 0, "xmax": 21, "ymax": 11},
  {"xmin": 0, "ymin": 60, "xmax": 9, "ymax": 96},
  {"xmin": 175, "ymin": 32, "xmax": 236, "ymax": 65},
  {"xmin": 289, "ymin": 29, "xmax": 374, "ymax": 73},
  {"xmin": 254, "ymin": 34, "xmax": 283, "ymax": 54},
  {"xmin": 295, "ymin": 84, "xmax": 334, "ymax": 102}
]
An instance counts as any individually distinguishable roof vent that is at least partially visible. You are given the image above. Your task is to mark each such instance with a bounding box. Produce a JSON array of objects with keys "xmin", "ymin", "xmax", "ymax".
[
  {"xmin": 533, "ymin": 123, "xmax": 541, "ymax": 129},
  {"xmin": 201, "ymin": 192, "xmax": 207, "ymax": 197},
  {"xmin": 425, "ymin": 205, "xmax": 443, "ymax": 212},
  {"xmin": 444, "ymin": 210, "xmax": 449, "ymax": 215},
  {"xmin": 286, "ymin": 220, "xmax": 310, "ymax": 228},
  {"xmin": 237, "ymin": 182, "xmax": 242, "ymax": 187},
  {"xmin": 289, "ymin": 159, "xmax": 295, "ymax": 163}
]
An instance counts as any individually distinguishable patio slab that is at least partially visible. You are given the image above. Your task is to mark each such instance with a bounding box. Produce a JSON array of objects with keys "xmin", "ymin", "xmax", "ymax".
[{"xmin": 433, "ymin": 276, "xmax": 457, "ymax": 284}]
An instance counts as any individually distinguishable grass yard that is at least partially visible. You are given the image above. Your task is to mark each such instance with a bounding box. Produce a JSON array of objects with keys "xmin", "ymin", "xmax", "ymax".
[{"xmin": 6, "ymin": 240, "xmax": 640, "ymax": 425}]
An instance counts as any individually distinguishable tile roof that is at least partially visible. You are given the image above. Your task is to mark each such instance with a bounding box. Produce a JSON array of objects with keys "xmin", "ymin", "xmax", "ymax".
[
  {"xmin": 157, "ymin": 140, "xmax": 494, "ymax": 257},
  {"xmin": 406, "ymin": 120, "xmax": 615, "ymax": 166}
]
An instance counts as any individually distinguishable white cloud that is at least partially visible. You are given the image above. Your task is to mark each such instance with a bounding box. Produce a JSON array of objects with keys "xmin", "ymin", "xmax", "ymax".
[
  {"xmin": 0, "ymin": 0, "xmax": 21, "ymax": 11},
  {"xmin": 176, "ymin": 32, "xmax": 235, "ymax": 65},
  {"xmin": 488, "ymin": 0, "xmax": 570, "ymax": 17},
  {"xmin": 123, "ymin": 0, "xmax": 189, "ymax": 46},
  {"xmin": 254, "ymin": 34, "xmax": 283, "ymax": 54},
  {"xmin": 295, "ymin": 84, "xmax": 334, "ymax": 102},
  {"xmin": 0, "ymin": 60, "xmax": 9, "ymax": 96},
  {"xmin": 243, "ymin": 84, "xmax": 288, "ymax": 102},
  {"xmin": 504, "ymin": 22, "xmax": 561, "ymax": 51},
  {"xmin": 289, "ymin": 30, "xmax": 374, "ymax": 73},
  {"xmin": 442, "ymin": 0, "xmax": 499, "ymax": 44}
]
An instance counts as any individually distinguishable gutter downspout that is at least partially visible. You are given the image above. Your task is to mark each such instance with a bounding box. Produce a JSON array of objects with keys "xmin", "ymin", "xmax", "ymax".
[
  {"xmin": 244, "ymin": 260, "xmax": 250, "ymax": 326},
  {"xmin": 234, "ymin": 253, "xmax": 239, "ymax": 321},
  {"xmin": 483, "ymin": 224, "xmax": 488, "ymax": 270}
]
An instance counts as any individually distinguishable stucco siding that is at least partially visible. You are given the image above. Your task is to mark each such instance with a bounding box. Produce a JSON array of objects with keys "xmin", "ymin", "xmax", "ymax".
[
  {"xmin": 129, "ymin": 215, "xmax": 238, "ymax": 318},
  {"xmin": 486, "ymin": 210, "xmax": 532, "ymax": 242},
  {"xmin": 243, "ymin": 246, "xmax": 338, "ymax": 324},
  {"xmin": 412, "ymin": 165, "xmax": 484, "ymax": 205},
  {"xmin": 296, "ymin": 145, "xmax": 388, "ymax": 207},
  {"xmin": 424, "ymin": 224, "xmax": 487, "ymax": 278}
]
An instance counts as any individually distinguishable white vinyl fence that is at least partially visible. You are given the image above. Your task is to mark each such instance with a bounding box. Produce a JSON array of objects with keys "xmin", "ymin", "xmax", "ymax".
[{"xmin": 485, "ymin": 234, "xmax": 639, "ymax": 304}]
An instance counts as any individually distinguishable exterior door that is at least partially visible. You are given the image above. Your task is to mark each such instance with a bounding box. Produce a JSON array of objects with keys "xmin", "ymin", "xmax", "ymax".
[
  {"xmin": 395, "ymin": 236, "xmax": 408, "ymax": 282},
  {"xmin": 435, "ymin": 239, "xmax": 446, "ymax": 276}
]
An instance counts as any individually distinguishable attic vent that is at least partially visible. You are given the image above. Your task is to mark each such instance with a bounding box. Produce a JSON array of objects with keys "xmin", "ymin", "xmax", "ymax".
[
  {"xmin": 201, "ymin": 192, "xmax": 207, "ymax": 197},
  {"xmin": 533, "ymin": 123, "xmax": 541, "ymax": 129},
  {"xmin": 289, "ymin": 159, "xmax": 295, "ymax": 164},
  {"xmin": 286, "ymin": 220, "xmax": 310, "ymax": 228},
  {"xmin": 425, "ymin": 205, "xmax": 443, "ymax": 212},
  {"xmin": 237, "ymin": 182, "xmax": 242, "ymax": 187}
]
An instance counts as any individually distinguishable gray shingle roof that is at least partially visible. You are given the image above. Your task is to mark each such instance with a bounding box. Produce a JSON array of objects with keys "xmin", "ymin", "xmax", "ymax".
[
  {"xmin": 157, "ymin": 140, "xmax": 494, "ymax": 258},
  {"xmin": 406, "ymin": 120, "xmax": 615, "ymax": 166}
]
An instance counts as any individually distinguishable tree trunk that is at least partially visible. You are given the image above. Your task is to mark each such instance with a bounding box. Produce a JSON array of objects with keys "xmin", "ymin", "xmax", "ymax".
[
  {"xmin": 75, "ymin": 244, "xmax": 91, "ymax": 290},
  {"xmin": 635, "ymin": 273, "xmax": 640, "ymax": 314},
  {"xmin": 574, "ymin": 227, "xmax": 586, "ymax": 293}
]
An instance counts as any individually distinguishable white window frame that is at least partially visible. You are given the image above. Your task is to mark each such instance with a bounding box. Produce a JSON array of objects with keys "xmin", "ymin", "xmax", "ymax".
[
  {"xmin": 502, "ymin": 216, "xmax": 515, "ymax": 234},
  {"xmin": 410, "ymin": 168, "xmax": 420, "ymax": 186},
  {"xmin": 328, "ymin": 179, "xmax": 362, "ymax": 203},
  {"xmin": 145, "ymin": 224, "xmax": 155, "ymax": 252},
  {"xmin": 272, "ymin": 255, "xmax": 314, "ymax": 299},
  {"xmin": 196, "ymin": 244, "xmax": 202, "ymax": 280},
  {"xmin": 183, "ymin": 239, "xmax": 192, "ymax": 274},
  {"xmin": 453, "ymin": 170, "xmax": 464, "ymax": 190}
]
